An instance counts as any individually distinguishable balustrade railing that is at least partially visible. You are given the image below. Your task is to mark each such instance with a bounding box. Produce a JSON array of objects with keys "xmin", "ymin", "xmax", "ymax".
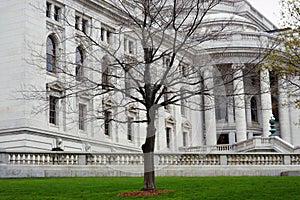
[
  {"xmin": 1, "ymin": 151, "xmax": 299, "ymax": 166},
  {"xmin": 7, "ymin": 152, "xmax": 78, "ymax": 165}
]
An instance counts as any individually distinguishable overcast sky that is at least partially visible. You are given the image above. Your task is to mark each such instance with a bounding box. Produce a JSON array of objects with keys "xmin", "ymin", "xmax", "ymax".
[{"xmin": 248, "ymin": 0, "xmax": 281, "ymax": 26}]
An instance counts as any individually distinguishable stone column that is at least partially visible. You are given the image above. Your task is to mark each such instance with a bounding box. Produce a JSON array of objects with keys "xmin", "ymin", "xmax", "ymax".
[
  {"xmin": 190, "ymin": 95, "xmax": 204, "ymax": 146},
  {"xmin": 233, "ymin": 65, "xmax": 247, "ymax": 142},
  {"xmin": 50, "ymin": 4, "xmax": 55, "ymax": 20},
  {"xmin": 260, "ymin": 68, "xmax": 272, "ymax": 137},
  {"xmin": 203, "ymin": 67, "xmax": 217, "ymax": 145},
  {"xmin": 246, "ymin": 101, "xmax": 252, "ymax": 127},
  {"xmin": 278, "ymin": 79, "xmax": 291, "ymax": 143},
  {"xmin": 227, "ymin": 97, "xmax": 235, "ymax": 126}
]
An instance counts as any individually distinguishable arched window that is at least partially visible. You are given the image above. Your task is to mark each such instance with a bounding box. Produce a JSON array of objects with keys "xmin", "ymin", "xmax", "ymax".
[
  {"xmin": 46, "ymin": 36, "xmax": 56, "ymax": 73},
  {"xmin": 75, "ymin": 47, "xmax": 83, "ymax": 81},
  {"xmin": 251, "ymin": 97, "xmax": 258, "ymax": 122}
]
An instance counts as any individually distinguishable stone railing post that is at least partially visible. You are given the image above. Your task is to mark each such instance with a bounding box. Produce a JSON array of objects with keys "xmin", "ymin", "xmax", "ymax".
[
  {"xmin": 220, "ymin": 155, "xmax": 227, "ymax": 165},
  {"xmin": 78, "ymin": 154, "xmax": 86, "ymax": 165},
  {"xmin": 253, "ymin": 137, "xmax": 262, "ymax": 147},
  {"xmin": 284, "ymin": 155, "xmax": 291, "ymax": 165},
  {"xmin": 0, "ymin": 152, "xmax": 8, "ymax": 164}
]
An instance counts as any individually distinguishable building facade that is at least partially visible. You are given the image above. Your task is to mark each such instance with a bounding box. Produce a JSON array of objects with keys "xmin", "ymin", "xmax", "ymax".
[{"xmin": 0, "ymin": 0, "xmax": 299, "ymax": 153}]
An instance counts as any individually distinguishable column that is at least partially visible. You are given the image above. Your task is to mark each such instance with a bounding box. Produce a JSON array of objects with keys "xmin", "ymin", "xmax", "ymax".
[
  {"xmin": 278, "ymin": 79, "xmax": 291, "ymax": 143},
  {"xmin": 233, "ymin": 65, "xmax": 247, "ymax": 142},
  {"xmin": 227, "ymin": 97, "xmax": 235, "ymax": 126},
  {"xmin": 260, "ymin": 68, "xmax": 272, "ymax": 137},
  {"xmin": 246, "ymin": 101, "xmax": 252, "ymax": 127},
  {"xmin": 50, "ymin": 4, "xmax": 55, "ymax": 20},
  {"xmin": 190, "ymin": 94, "xmax": 204, "ymax": 146},
  {"xmin": 203, "ymin": 67, "xmax": 217, "ymax": 145}
]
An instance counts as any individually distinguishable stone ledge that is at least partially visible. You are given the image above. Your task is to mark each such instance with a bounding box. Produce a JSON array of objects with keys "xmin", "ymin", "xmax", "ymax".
[{"xmin": 2, "ymin": 165, "xmax": 300, "ymax": 178}]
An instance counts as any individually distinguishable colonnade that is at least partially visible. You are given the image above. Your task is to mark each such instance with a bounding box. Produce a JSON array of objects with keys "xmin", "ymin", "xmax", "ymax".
[{"xmin": 202, "ymin": 64, "xmax": 280, "ymax": 145}]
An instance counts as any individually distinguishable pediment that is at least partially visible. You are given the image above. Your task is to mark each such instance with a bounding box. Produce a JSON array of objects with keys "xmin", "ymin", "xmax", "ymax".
[
  {"xmin": 46, "ymin": 81, "xmax": 64, "ymax": 92},
  {"xmin": 166, "ymin": 116, "xmax": 176, "ymax": 125},
  {"xmin": 182, "ymin": 121, "xmax": 192, "ymax": 129}
]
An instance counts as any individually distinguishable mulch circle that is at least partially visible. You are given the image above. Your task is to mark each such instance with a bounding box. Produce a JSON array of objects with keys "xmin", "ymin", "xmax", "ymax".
[{"xmin": 116, "ymin": 190, "xmax": 174, "ymax": 197}]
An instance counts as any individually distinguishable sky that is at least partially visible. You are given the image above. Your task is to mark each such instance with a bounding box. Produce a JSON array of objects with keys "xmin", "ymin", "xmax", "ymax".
[{"xmin": 247, "ymin": 0, "xmax": 281, "ymax": 27}]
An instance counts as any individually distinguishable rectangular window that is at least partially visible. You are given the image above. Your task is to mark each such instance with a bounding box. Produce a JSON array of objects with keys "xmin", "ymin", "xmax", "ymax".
[
  {"xmin": 128, "ymin": 41, "xmax": 134, "ymax": 54},
  {"xmin": 104, "ymin": 110, "xmax": 112, "ymax": 136},
  {"xmin": 49, "ymin": 96, "xmax": 58, "ymax": 125},
  {"xmin": 107, "ymin": 30, "xmax": 112, "ymax": 44},
  {"xmin": 46, "ymin": 2, "xmax": 51, "ymax": 18},
  {"xmin": 164, "ymin": 57, "xmax": 170, "ymax": 68},
  {"xmin": 79, "ymin": 104, "xmax": 87, "ymax": 131},
  {"xmin": 125, "ymin": 66, "xmax": 132, "ymax": 96},
  {"xmin": 102, "ymin": 65, "xmax": 109, "ymax": 90},
  {"xmin": 54, "ymin": 6, "xmax": 60, "ymax": 21},
  {"xmin": 163, "ymin": 87, "xmax": 169, "ymax": 110},
  {"xmin": 180, "ymin": 91, "xmax": 186, "ymax": 116},
  {"xmin": 75, "ymin": 16, "xmax": 80, "ymax": 30},
  {"xmin": 166, "ymin": 127, "xmax": 171, "ymax": 149},
  {"xmin": 124, "ymin": 38, "xmax": 128, "ymax": 52},
  {"xmin": 101, "ymin": 28, "xmax": 105, "ymax": 41},
  {"xmin": 180, "ymin": 64, "xmax": 188, "ymax": 77},
  {"xmin": 183, "ymin": 132, "xmax": 188, "ymax": 147},
  {"xmin": 127, "ymin": 117, "xmax": 133, "ymax": 141},
  {"xmin": 82, "ymin": 18, "xmax": 88, "ymax": 34}
]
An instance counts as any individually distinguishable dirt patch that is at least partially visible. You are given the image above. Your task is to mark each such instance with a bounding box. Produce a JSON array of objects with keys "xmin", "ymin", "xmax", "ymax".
[{"xmin": 116, "ymin": 190, "xmax": 174, "ymax": 197}]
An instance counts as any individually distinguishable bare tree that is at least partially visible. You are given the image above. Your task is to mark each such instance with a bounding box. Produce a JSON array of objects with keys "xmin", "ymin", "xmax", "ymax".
[{"xmin": 25, "ymin": 0, "xmax": 272, "ymax": 191}]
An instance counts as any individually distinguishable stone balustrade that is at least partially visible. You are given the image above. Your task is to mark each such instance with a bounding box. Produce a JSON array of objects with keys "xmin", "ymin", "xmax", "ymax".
[
  {"xmin": 6, "ymin": 152, "xmax": 79, "ymax": 165},
  {"xmin": 181, "ymin": 137, "xmax": 296, "ymax": 153},
  {"xmin": 1, "ymin": 151, "xmax": 300, "ymax": 166}
]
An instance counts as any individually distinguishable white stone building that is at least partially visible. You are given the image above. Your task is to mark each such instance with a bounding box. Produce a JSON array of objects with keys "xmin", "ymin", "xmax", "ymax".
[{"xmin": 0, "ymin": 0, "xmax": 299, "ymax": 153}]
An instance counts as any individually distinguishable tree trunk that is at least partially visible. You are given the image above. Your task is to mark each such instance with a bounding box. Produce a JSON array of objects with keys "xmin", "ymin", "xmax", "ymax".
[
  {"xmin": 141, "ymin": 107, "xmax": 157, "ymax": 190},
  {"xmin": 142, "ymin": 149, "xmax": 155, "ymax": 190}
]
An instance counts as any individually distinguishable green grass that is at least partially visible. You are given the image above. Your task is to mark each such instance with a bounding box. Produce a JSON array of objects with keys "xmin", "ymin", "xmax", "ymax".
[{"xmin": 0, "ymin": 176, "xmax": 299, "ymax": 199}]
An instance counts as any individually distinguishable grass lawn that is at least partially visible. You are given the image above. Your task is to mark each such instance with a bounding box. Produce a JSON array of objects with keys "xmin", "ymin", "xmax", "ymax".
[{"xmin": 0, "ymin": 176, "xmax": 299, "ymax": 199}]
